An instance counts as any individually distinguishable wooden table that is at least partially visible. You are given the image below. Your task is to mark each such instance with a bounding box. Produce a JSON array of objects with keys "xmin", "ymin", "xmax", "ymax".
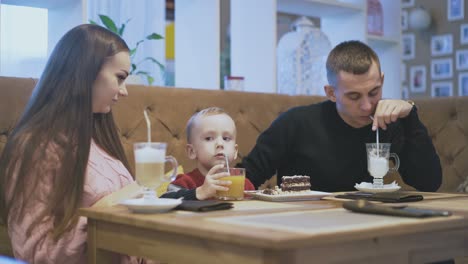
[{"xmin": 80, "ymin": 193, "xmax": 468, "ymax": 264}]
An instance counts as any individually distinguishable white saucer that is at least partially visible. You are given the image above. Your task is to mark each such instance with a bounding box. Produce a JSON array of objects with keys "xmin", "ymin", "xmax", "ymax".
[
  {"xmin": 354, "ymin": 181, "xmax": 401, "ymax": 193},
  {"xmin": 119, "ymin": 198, "xmax": 182, "ymax": 214}
]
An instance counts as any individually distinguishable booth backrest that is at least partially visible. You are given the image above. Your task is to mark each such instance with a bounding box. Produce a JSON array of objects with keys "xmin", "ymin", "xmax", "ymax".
[
  {"xmin": 1, "ymin": 76, "xmax": 468, "ymax": 192},
  {"xmin": 2, "ymin": 76, "xmax": 468, "ymax": 257}
]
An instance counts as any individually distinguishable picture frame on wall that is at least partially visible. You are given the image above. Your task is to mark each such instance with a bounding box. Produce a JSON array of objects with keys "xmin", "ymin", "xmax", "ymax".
[
  {"xmin": 402, "ymin": 34, "xmax": 415, "ymax": 60},
  {"xmin": 461, "ymin": 24, "xmax": 468, "ymax": 44},
  {"xmin": 410, "ymin": 65, "xmax": 426, "ymax": 93},
  {"xmin": 459, "ymin": 72, "xmax": 468, "ymax": 96},
  {"xmin": 456, "ymin": 49, "xmax": 468, "ymax": 70},
  {"xmin": 431, "ymin": 58, "xmax": 453, "ymax": 80},
  {"xmin": 448, "ymin": 0, "xmax": 464, "ymax": 21},
  {"xmin": 402, "ymin": 0, "xmax": 415, "ymax": 8},
  {"xmin": 402, "ymin": 10, "xmax": 408, "ymax": 31},
  {"xmin": 431, "ymin": 34, "xmax": 453, "ymax": 56},
  {"xmin": 402, "ymin": 85, "xmax": 409, "ymax": 99},
  {"xmin": 431, "ymin": 82, "xmax": 453, "ymax": 97}
]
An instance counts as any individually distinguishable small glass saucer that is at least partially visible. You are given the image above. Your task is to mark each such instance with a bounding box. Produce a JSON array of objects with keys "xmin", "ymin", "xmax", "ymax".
[
  {"xmin": 354, "ymin": 181, "xmax": 401, "ymax": 193},
  {"xmin": 119, "ymin": 198, "xmax": 182, "ymax": 214}
]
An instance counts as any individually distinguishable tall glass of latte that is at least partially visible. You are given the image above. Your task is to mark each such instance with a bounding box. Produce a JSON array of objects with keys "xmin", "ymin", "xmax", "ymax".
[
  {"xmin": 134, "ymin": 142, "xmax": 178, "ymax": 200},
  {"xmin": 366, "ymin": 143, "xmax": 400, "ymax": 188}
]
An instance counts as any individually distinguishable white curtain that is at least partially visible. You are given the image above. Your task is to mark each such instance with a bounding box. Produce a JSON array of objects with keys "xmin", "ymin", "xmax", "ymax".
[
  {"xmin": 88, "ymin": 0, "xmax": 166, "ymax": 85},
  {"xmin": 0, "ymin": 1, "xmax": 166, "ymax": 83},
  {"xmin": 0, "ymin": 5, "xmax": 48, "ymax": 78}
]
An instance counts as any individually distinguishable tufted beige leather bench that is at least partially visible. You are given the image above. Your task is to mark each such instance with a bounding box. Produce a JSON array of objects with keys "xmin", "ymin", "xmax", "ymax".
[{"xmin": 1, "ymin": 76, "xmax": 468, "ymax": 257}]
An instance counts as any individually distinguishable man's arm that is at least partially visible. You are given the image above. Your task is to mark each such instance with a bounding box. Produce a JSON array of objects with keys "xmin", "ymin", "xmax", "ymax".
[
  {"xmin": 373, "ymin": 99, "xmax": 442, "ymax": 191},
  {"xmin": 242, "ymin": 111, "xmax": 296, "ymax": 188},
  {"xmin": 397, "ymin": 107, "xmax": 442, "ymax": 191}
]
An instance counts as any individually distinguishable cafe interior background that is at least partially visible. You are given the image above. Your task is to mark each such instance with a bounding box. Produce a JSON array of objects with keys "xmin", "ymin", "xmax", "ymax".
[
  {"xmin": 1, "ymin": 1, "xmax": 468, "ymax": 262},
  {"xmin": 0, "ymin": 0, "xmax": 467, "ymax": 99}
]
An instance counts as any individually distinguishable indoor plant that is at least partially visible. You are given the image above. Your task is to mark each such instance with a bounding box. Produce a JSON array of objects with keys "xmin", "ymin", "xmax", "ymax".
[{"xmin": 90, "ymin": 14, "xmax": 164, "ymax": 85}]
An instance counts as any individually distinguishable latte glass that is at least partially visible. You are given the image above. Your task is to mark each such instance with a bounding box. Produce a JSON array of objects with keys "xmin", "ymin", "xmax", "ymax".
[
  {"xmin": 366, "ymin": 143, "xmax": 400, "ymax": 188},
  {"xmin": 134, "ymin": 142, "xmax": 178, "ymax": 200}
]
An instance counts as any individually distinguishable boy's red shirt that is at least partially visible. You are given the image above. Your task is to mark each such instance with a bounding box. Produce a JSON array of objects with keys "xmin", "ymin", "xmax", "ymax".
[{"xmin": 172, "ymin": 168, "xmax": 255, "ymax": 190}]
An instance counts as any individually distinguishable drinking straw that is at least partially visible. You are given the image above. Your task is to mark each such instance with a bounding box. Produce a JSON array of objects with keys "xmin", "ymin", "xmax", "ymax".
[
  {"xmin": 224, "ymin": 152, "xmax": 230, "ymax": 172},
  {"xmin": 143, "ymin": 109, "xmax": 151, "ymax": 143},
  {"xmin": 370, "ymin": 116, "xmax": 379, "ymax": 157},
  {"xmin": 376, "ymin": 127, "xmax": 379, "ymax": 156}
]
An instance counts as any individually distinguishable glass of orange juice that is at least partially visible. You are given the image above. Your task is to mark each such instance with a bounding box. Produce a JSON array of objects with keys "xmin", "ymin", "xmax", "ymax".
[{"xmin": 216, "ymin": 168, "xmax": 245, "ymax": 200}]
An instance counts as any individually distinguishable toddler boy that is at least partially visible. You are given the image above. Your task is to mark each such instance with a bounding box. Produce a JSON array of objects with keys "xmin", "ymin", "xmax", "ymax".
[{"xmin": 162, "ymin": 107, "xmax": 254, "ymax": 200}]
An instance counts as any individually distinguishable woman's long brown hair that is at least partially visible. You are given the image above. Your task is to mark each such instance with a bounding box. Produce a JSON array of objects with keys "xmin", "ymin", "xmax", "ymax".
[{"xmin": 0, "ymin": 24, "xmax": 131, "ymax": 241}]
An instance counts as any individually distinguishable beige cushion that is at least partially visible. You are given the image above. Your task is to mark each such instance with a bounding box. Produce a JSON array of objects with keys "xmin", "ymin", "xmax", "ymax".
[
  {"xmin": 2, "ymin": 77, "xmax": 468, "ymax": 257},
  {"xmin": 2, "ymin": 77, "xmax": 468, "ymax": 191},
  {"xmin": 457, "ymin": 177, "xmax": 468, "ymax": 193}
]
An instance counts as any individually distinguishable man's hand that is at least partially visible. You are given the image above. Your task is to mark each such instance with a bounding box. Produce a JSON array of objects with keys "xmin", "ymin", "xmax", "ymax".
[
  {"xmin": 372, "ymin": 99, "xmax": 413, "ymax": 131},
  {"xmin": 196, "ymin": 164, "xmax": 231, "ymax": 200}
]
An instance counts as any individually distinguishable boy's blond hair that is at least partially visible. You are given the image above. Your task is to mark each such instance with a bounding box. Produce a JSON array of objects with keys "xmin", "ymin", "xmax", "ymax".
[{"xmin": 186, "ymin": 107, "xmax": 232, "ymax": 143}]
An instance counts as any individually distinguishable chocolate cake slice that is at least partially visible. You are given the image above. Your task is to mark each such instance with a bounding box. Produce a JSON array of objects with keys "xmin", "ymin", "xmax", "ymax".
[{"xmin": 280, "ymin": 175, "xmax": 311, "ymax": 192}]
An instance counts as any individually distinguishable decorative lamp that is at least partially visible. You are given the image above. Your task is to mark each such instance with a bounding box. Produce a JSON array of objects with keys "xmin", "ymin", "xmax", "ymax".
[
  {"xmin": 277, "ymin": 16, "xmax": 332, "ymax": 96},
  {"xmin": 408, "ymin": 6, "xmax": 431, "ymax": 30}
]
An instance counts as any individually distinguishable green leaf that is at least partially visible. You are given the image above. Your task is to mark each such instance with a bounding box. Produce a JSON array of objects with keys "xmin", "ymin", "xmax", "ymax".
[
  {"xmin": 142, "ymin": 57, "xmax": 165, "ymax": 71},
  {"xmin": 134, "ymin": 72, "xmax": 154, "ymax": 86},
  {"xmin": 135, "ymin": 39, "xmax": 144, "ymax": 48},
  {"xmin": 142, "ymin": 57, "xmax": 158, "ymax": 63},
  {"xmin": 93, "ymin": 14, "xmax": 165, "ymax": 84},
  {"xmin": 135, "ymin": 71, "xmax": 150, "ymax": 75},
  {"xmin": 98, "ymin": 15, "xmax": 118, "ymax": 34},
  {"xmin": 118, "ymin": 23, "xmax": 126, "ymax": 36},
  {"xmin": 131, "ymin": 40, "xmax": 145, "ymax": 58},
  {"xmin": 155, "ymin": 60, "xmax": 165, "ymax": 71},
  {"xmin": 147, "ymin": 76, "xmax": 155, "ymax": 85},
  {"xmin": 146, "ymin": 33, "xmax": 164, "ymax": 40},
  {"xmin": 119, "ymin": 18, "xmax": 132, "ymax": 36},
  {"xmin": 89, "ymin": 20, "xmax": 98, "ymax": 25}
]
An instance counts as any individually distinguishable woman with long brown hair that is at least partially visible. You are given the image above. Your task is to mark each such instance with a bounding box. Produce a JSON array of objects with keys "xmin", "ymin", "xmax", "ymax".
[{"xmin": 0, "ymin": 24, "xmax": 136, "ymax": 263}]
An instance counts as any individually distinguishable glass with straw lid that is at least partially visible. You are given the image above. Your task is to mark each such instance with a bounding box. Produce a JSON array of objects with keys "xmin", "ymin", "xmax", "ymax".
[{"xmin": 134, "ymin": 109, "xmax": 178, "ymax": 200}]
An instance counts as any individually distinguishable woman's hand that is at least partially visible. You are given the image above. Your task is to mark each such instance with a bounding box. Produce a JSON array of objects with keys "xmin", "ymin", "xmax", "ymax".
[{"xmin": 92, "ymin": 182, "xmax": 142, "ymax": 207}]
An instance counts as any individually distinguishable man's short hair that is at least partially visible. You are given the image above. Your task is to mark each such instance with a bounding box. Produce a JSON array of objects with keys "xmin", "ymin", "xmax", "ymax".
[
  {"xmin": 326, "ymin": 40, "xmax": 381, "ymax": 87},
  {"xmin": 186, "ymin": 107, "xmax": 229, "ymax": 143}
]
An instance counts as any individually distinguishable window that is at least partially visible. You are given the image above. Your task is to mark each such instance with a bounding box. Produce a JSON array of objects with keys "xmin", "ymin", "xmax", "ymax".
[{"xmin": 1, "ymin": 4, "xmax": 48, "ymax": 78}]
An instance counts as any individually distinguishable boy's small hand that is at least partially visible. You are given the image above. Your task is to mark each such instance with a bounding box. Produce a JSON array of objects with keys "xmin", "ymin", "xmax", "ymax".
[{"xmin": 196, "ymin": 164, "xmax": 232, "ymax": 200}]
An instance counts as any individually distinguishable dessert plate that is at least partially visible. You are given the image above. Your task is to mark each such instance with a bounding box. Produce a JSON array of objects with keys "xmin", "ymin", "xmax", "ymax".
[
  {"xmin": 244, "ymin": 190, "xmax": 332, "ymax": 202},
  {"xmin": 119, "ymin": 198, "xmax": 182, "ymax": 214},
  {"xmin": 354, "ymin": 181, "xmax": 401, "ymax": 193}
]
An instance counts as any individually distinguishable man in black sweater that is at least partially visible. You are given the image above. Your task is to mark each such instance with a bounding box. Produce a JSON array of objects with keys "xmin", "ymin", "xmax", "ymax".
[{"xmin": 242, "ymin": 40, "xmax": 442, "ymax": 192}]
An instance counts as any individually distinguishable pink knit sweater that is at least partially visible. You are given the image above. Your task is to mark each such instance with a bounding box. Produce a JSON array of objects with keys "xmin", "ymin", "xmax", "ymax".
[{"xmin": 8, "ymin": 140, "xmax": 136, "ymax": 264}]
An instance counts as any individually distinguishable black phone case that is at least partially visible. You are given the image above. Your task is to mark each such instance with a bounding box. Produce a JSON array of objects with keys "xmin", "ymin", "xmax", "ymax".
[
  {"xmin": 336, "ymin": 192, "xmax": 424, "ymax": 203},
  {"xmin": 343, "ymin": 200, "xmax": 451, "ymax": 218}
]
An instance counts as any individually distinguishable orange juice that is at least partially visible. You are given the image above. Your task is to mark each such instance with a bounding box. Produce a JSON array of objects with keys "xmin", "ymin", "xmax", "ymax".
[{"xmin": 216, "ymin": 168, "xmax": 246, "ymax": 200}]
